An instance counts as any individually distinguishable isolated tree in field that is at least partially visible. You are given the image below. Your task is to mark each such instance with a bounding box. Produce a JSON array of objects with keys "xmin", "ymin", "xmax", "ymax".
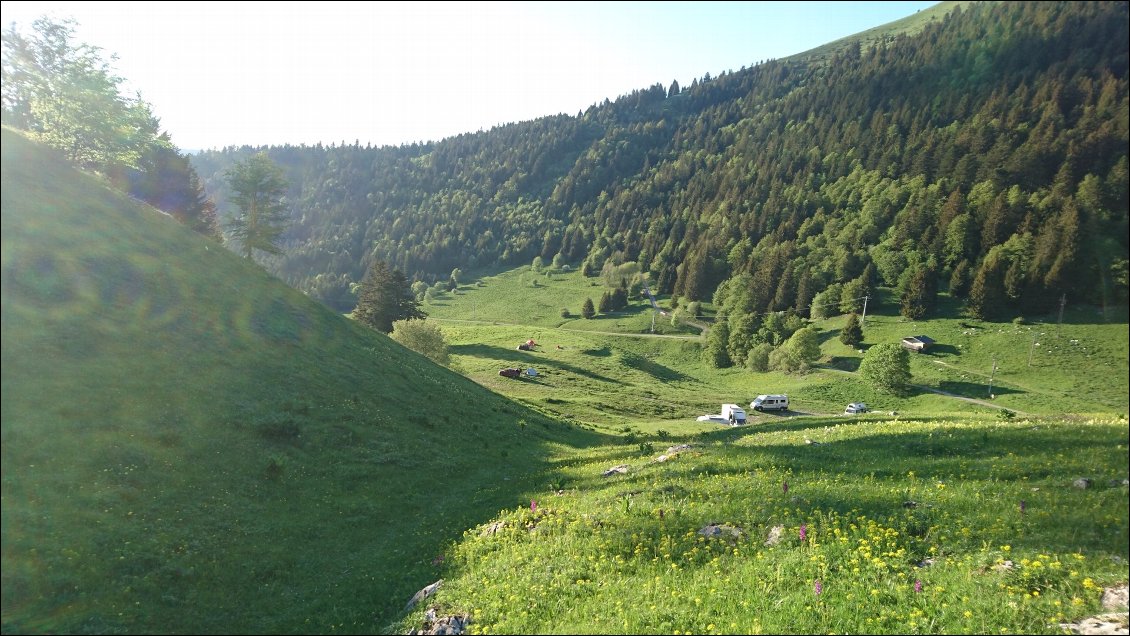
[
  {"xmin": 859, "ymin": 343, "xmax": 912, "ymax": 395},
  {"xmin": 581, "ymin": 297, "xmax": 595, "ymax": 319},
  {"xmin": 225, "ymin": 152, "xmax": 289, "ymax": 259},
  {"xmin": 353, "ymin": 260, "xmax": 423, "ymax": 333},
  {"xmin": 390, "ymin": 318, "xmax": 449, "ymax": 366},
  {"xmin": 450, "ymin": 268, "xmax": 463, "ymax": 285},
  {"xmin": 839, "ymin": 313, "xmax": 863, "ymax": 346}
]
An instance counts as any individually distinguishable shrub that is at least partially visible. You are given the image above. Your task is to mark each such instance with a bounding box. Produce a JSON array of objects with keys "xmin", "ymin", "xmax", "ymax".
[
  {"xmin": 859, "ymin": 342, "xmax": 912, "ymax": 394},
  {"xmin": 390, "ymin": 318, "xmax": 450, "ymax": 366}
]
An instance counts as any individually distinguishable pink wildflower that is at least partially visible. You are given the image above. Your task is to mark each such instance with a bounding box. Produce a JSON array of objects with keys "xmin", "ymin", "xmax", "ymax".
[{"xmin": 814, "ymin": 579, "xmax": 823, "ymax": 596}]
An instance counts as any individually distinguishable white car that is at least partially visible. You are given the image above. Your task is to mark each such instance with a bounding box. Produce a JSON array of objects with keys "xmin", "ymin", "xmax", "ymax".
[
  {"xmin": 844, "ymin": 402, "xmax": 869, "ymax": 415},
  {"xmin": 697, "ymin": 414, "xmax": 728, "ymax": 424}
]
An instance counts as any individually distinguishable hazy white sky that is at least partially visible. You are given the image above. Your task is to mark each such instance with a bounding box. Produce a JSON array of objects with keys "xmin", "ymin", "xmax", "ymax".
[{"xmin": 2, "ymin": 1, "xmax": 937, "ymax": 151}]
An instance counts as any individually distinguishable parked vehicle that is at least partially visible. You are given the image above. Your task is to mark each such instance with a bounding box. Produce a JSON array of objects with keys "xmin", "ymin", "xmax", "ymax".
[
  {"xmin": 721, "ymin": 403, "xmax": 747, "ymax": 424},
  {"xmin": 498, "ymin": 367, "xmax": 522, "ymax": 378},
  {"xmin": 751, "ymin": 394, "xmax": 789, "ymax": 411},
  {"xmin": 844, "ymin": 402, "xmax": 869, "ymax": 414},
  {"xmin": 697, "ymin": 414, "xmax": 729, "ymax": 424}
]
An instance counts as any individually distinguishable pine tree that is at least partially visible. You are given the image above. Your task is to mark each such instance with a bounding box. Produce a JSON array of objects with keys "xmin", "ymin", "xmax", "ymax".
[
  {"xmin": 900, "ymin": 266, "xmax": 935, "ymax": 320},
  {"xmin": 225, "ymin": 152, "xmax": 289, "ymax": 259},
  {"xmin": 353, "ymin": 261, "xmax": 423, "ymax": 333},
  {"xmin": 839, "ymin": 313, "xmax": 863, "ymax": 346},
  {"xmin": 127, "ymin": 135, "xmax": 219, "ymax": 240},
  {"xmin": 598, "ymin": 291, "xmax": 612, "ymax": 313},
  {"xmin": 581, "ymin": 297, "xmax": 595, "ymax": 319},
  {"xmin": 949, "ymin": 259, "xmax": 973, "ymax": 298},
  {"xmin": 968, "ymin": 251, "xmax": 1007, "ymax": 320}
]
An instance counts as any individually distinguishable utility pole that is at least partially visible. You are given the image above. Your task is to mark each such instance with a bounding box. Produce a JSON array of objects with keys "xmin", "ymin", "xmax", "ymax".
[
  {"xmin": 1027, "ymin": 331, "xmax": 1038, "ymax": 367},
  {"xmin": 860, "ymin": 294, "xmax": 870, "ymax": 330},
  {"xmin": 988, "ymin": 355, "xmax": 998, "ymax": 398}
]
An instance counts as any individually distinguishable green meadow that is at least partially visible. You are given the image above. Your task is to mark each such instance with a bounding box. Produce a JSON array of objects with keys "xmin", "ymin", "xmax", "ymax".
[{"xmin": 2, "ymin": 128, "xmax": 1127, "ymax": 634}]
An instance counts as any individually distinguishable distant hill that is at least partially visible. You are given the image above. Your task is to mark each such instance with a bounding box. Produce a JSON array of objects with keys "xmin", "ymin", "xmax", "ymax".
[
  {"xmin": 193, "ymin": 0, "xmax": 1128, "ymax": 323},
  {"xmin": 0, "ymin": 128, "xmax": 599, "ymax": 633}
]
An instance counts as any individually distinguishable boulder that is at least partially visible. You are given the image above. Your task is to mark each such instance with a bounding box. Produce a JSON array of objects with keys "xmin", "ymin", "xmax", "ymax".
[{"xmin": 405, "ymin": 580, "xmax": 443, "ymax": 611}]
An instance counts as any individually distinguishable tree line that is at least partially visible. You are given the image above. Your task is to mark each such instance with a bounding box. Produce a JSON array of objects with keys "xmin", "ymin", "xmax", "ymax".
[{"xmin": 190, "ymin": 1, "xmax": 1128, "ymax": 330}]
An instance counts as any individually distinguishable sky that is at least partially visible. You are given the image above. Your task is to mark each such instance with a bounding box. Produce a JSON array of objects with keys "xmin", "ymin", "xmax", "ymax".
[{"xmin": 2, "ymin": 1, "xmax": 938, "ymax": 151}]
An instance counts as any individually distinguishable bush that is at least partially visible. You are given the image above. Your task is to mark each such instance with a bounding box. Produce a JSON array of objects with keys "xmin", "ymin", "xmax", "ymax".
[
  {"xmin": 390, "ymin": 318, "xmax": 450, "ymax": 366},
  {"xmin": 859, "ymin": 342, "xmax": 911, "ymax": 394},
  {"xmin": 746, "ymin": 342, "xmax": 773, "ymax": 372}
]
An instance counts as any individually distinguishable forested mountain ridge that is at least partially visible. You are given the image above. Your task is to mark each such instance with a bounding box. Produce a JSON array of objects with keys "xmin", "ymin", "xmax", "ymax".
[{"xmin": 193, "ymin": 1, "xmax": 1129, "ymax": 327}]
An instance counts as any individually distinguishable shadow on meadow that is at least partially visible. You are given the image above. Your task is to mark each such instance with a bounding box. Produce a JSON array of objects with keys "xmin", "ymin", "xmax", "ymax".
[
  {"xmin": 825, "ymin": 356, "xmax": 862, "ymax": 372},
  {"xmin": 619, "ymin": 352, "xmax": 689, "ymax": 383},
  {"xmin": 546, "ymin": 423, "xmax": 1128, "ymax": 565},
  {"xmin": 934, "ymin": 380, "xmax": 1021, "ymax": 399},
  {"xmin": 451, "ymin": 342, "xmax": 623, "ymax": 384},
  {"xmin": 922, "ymin": 343, "xmax": 961, "ymax": 357}
]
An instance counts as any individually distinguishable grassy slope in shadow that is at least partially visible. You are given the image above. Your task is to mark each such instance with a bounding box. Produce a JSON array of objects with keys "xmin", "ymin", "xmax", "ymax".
[{"xmin": 0, "ymin": 128, "xmax": 607, "ymax": 633}]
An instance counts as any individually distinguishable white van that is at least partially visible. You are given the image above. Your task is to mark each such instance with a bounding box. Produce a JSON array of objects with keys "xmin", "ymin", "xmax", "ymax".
[
  {"xmin": 721, "ymin": 404, "xmax": 747, "ymax": 425},
  {"xmin": 751, "ymin": 394, "xmax": 789, "ymax": 412}
]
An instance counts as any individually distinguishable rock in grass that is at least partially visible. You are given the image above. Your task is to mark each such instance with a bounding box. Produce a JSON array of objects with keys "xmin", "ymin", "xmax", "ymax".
[
  {"xmin": 1103, "ymin": 584, "xmax": 1129, "ymax": 611},
  {"xmin": 698, "ymin": 523, "xmax": 743, "ymax": 539},
  {"xmin": 602, "ymin": 464, "xmax": 629, "ymax": 477},
  {"xmin": 411, "ymin": 607, "xmax": 471, "ymax": 635},
  {"xmin": 405, "ymin": 580, "xmax": 443, "ymax": 611}
]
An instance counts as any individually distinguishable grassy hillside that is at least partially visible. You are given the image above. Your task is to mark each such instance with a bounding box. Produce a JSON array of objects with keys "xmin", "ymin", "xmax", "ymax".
[
  {"xmin": 0, "ymin": 128, "xmax": 605, "ymax": 633},
  {"xmin": 2, "ymin": 129, "xmax": 1127, "ymax": 634},
  {"xmin": 426, "ymin": 265, "xmax": 1128, "ymax": 431}
]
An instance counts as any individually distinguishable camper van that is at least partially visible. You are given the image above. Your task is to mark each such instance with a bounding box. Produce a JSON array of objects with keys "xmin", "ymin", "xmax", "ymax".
[
  {"xmin": 750, "ymin": 394, "xmax": 789, "ymax": 412},
  {"xmin": 721, "ymin": 404, "xmax": 747, "ymax": 425}
]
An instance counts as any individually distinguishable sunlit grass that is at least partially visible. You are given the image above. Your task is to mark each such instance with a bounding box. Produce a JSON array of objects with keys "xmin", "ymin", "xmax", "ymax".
[
  {"xmin": 3, "ymin": 129, "xmax": 1126, "ymax": 635},
  {"xmin": 395, "ymin": 416, "xmax": 1129, "ymax": 634}
]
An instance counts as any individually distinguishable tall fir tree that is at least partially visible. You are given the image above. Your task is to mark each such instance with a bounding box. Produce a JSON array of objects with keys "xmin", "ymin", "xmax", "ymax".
[
  {"xmin": 581, "ymin": 297, "xmax": 595, "ymax": 319},
  {"xmin": 225, "ymin": 152, "xmax": 289, "ymax": 259},
  {"xmin": 353, "ymin": 260, "xmax": 423, "ymax": 333},
  {"xmin": 839, "ymin": 313, "xmax": 863, "ymax": 346}
]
